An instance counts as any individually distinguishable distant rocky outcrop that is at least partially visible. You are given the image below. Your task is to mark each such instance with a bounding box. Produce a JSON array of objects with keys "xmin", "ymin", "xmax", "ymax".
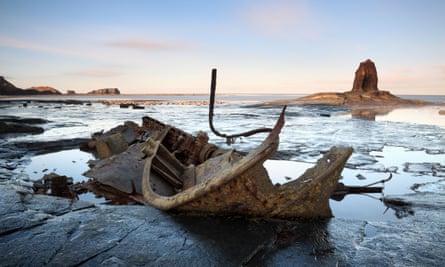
[
  {"xmin": 261, "ymin": 59, "xmax": 431, "ymax": 107},
  {"xmin": 26, "ymin": 86, "xmax": 62, "ymax": 95},
  {"xmin": 87, "ymin": 88, "xmax": 120, "ymax": 95},
  {"xmin": 0, "ymin": 76, "xmax": 23, "ymax": 95},
  {"xmin": 0, "ymin": 76, "xmax": 61, "ymax": 95}
]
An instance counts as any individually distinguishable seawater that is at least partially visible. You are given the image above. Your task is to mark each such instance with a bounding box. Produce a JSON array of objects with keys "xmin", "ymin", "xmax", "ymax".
[{"xmin": 2, "ymin": 94, "xmax": 444, "ymax": 220}]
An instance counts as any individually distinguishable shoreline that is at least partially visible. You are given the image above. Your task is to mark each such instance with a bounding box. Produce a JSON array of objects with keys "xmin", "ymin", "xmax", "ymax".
[{"xmin": 1, "ymin": 93, "xmax": 444, "ymax": 107}]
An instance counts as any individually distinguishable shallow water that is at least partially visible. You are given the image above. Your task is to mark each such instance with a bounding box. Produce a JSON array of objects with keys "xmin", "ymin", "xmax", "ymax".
[{"xmin": 2, "ymin": 96, "xmax": 444, "ymax": 221}]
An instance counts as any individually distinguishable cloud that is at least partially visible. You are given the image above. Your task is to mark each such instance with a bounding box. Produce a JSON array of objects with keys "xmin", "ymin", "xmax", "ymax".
[
  {"xmin": 107, "ymin": 39, "xmax": 191, "ymax": 51},
  {"xmin": 239, "ymin": 0, "xmax": 317, "ymax": 38}
]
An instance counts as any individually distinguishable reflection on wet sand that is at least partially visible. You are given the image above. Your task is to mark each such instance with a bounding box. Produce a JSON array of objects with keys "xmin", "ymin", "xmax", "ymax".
[{"xmin": 351, "ymin": 108, "xmax": 392, "ymax": 120}]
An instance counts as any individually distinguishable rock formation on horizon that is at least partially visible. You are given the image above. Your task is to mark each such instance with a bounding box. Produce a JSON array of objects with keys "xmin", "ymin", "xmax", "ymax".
[
  {"xmin": 260, "ymin": 59, "xmax": 430, "ymax": 107},
  {"xmin": 26, "ymin": 86, "xmax": 62, "ymax": 95},
  {"xmin": 351, "ymin": 59, "xmax": 378, "ymax": 93},
  {"xmin": 0, "ymin": 76, "xmax": 61, "ymax": 95},
  {"xmin": 87, "ymin": 88, "xmax": 120, "ymax": 95},
  {"xmin": 0, "ymin": 76, "xmax": 23, "ymax": 95}
]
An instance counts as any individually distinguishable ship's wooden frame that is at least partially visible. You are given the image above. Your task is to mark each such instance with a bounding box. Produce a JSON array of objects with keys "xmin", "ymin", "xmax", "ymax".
[{"xmin": 142, "ymin": 107, "xmax": 353, "ymax": 219}]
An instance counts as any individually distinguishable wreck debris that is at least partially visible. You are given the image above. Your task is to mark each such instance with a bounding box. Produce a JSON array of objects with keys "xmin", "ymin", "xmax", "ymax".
[
  {"xmin": 141, "ymin": 116, "xmax": 227, "ymax": 166},
  {"xmin": 209, "ymin": 69, "xmax": 273, "ymax": 144},
  {"xmin": 331, "ymin": 173, "xmax": 392, "ymax": 201},
  {"xmin": 363, "ymin": 173, "xmax": 393, "ymax": 187},
  {"xmin": 83, "ymin": 114, "xmax": 228, "ymax": 204},
  {"xmin": 141, "ymin": 106, "xmax": 353, "ymax": 219},
  {"xmin": 89, "ymin": 121, "xmax": 141, "ymax": 159},
  {"xmin": 82, "ymin": 69, "xmax": 355, "ymax": 219}
]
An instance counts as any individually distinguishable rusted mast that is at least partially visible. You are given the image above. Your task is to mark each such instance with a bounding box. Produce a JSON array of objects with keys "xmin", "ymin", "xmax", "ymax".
[{"xmin": 208, "ymin": 68, "xmax": 273, "ymax": 144}]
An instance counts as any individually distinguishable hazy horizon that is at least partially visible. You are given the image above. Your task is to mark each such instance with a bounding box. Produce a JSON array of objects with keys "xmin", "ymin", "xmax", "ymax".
[{"xmin": 1, "ymin": 0, "xmax": 444, "ymax": 95}]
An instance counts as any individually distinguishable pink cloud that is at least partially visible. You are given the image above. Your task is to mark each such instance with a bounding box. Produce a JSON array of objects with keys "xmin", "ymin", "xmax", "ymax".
[{"xmin": 240, "ymin": 0, "xmax": 317, "ymax": 38}]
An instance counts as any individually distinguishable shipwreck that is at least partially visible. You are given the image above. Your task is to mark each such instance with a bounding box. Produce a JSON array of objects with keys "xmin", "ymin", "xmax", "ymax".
[
  {"xmin": 141, "ymin": 108, "xmax": 352, "ymax": 218},
  {"xmin": 78, "ymin": 69, "xmax": 358, "ymax": 219}
]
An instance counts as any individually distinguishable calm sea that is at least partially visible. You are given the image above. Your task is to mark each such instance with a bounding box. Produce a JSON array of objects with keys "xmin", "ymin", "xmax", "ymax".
[{"xmin": 3, "ymin": 94, "xmax": 445, "ymax": 104}]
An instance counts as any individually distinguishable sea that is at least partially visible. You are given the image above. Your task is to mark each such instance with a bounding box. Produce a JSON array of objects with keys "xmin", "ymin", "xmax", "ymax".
[{"xmin": 1, "ymin": 94, "xmax": 444, "ymax": 221}]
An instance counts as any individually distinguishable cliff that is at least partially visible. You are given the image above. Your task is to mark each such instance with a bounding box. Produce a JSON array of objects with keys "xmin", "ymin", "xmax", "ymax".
[
  {"xmin": 0, "ymin": 76, "xmax": 61, "ymax": 95},
  {"xmin": 0, "ymin": 76, "xmax": 23, "ymax": 95}
]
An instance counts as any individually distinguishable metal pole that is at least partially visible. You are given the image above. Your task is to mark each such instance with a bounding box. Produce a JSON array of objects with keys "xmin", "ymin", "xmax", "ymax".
[{"xmin": 208, "ymin": 68, "xmax": 273, "ymax": 144}]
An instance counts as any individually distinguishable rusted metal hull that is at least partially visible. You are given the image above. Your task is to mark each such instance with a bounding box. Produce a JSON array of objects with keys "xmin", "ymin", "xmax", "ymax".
[{"xmin": 142, "ymin": 108, "xmax": 353, "ymax": 219}]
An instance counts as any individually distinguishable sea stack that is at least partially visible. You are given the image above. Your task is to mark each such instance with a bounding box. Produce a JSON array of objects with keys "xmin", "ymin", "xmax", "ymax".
[
  {"xmin": 351, "ymin": 59, "xmax": 378, "ymax": 93},
  {"xmin": 260, "ymin": 58, "xmax": 430, "ymax": 107}
]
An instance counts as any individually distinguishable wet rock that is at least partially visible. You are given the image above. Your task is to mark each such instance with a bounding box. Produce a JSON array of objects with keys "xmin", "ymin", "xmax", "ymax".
[
  {"xmin": 411, "ymin": 179, "xmax": 445, "ymax": 193},
  {"xmin": 1, "ymin": 183, "xmax": 445, "ymax": 266},
  {"xmin": 13, "ymin": 138, "xmax": 91, "ymax": 155},
  {"xmin": 0, "ymin": 116, "xmax": 48, "ymax": 124},
  {"xmin": 403, "ymin": 162, "xmax": 445, "ymax": 177},
  {"xmin": 0, "ymin": 116, "xmax": 48, "ymax": 135},
  {"xmin": 351, "ymin": 193, "xmax": 445, "ymax": 266},
  {"xmin": 345, "ymin": 153, "xmax": 378, "ymax": 168},
  {"xmin": 0, "ymin": 121, "xmax": 44, "ymax": 135},
  {"xmin": 132, "ymin": 104, "xmax": 144, "ymax": 109}
]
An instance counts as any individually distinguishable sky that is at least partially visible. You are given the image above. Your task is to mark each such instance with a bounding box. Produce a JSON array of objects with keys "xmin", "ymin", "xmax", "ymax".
[{"xmin": 1, "ymin": 0, "xmax": 444, "ymax": 95}]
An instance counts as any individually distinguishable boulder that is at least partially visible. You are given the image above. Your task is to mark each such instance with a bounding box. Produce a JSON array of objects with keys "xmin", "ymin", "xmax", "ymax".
[{"xmin": 351, "ymin": 59, "xmax": 379, "ymax": 93}]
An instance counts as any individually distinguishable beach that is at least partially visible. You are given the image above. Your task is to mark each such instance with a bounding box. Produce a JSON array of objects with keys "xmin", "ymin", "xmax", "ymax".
[{"xmin": 1, "ymin": 94, "xmax": 444, "ymax": 265}]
